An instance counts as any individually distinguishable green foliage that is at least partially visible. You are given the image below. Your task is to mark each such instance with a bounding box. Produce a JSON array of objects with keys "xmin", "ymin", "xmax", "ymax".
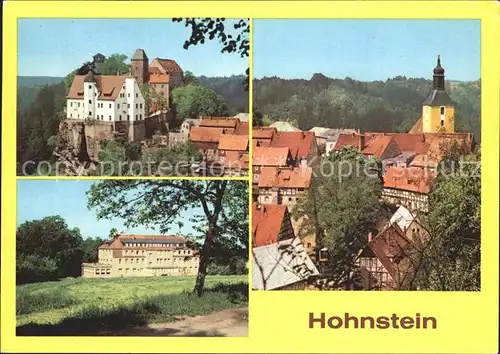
[
  {"xmin": 293, "ymin": 147, "xmax": 383, "ymax": 285},
  {"xmin": 254, "ymin": 76, "xmax": 481, "ymax": 141},
  {"xmin": 183, "ymin": 71, "xmax": 199, "ymax": 85},
  {"xmin": 141, "ymin": 141, "xmax": 203, "ymax": 176},
  {"xmin": 415, "ymin": 153, "xmax": 481, "ymax": 291},
  {"xmin": 16, "ymin": 216, "xmax": 85, "ymax": 284},
  {"xmin": 17, "ymin": 289, "xmax": 77, "ymax": 315},
  {"xmin": 172, "ymin": 84, "xmax": 228, "ymax": 120},
  {"xmin": 83, "ymin": 237, "xmax": 105, "ymax": 263},
  {"xmin": 16, "ymin": 276, "xmax": 247, "ymax": 334},
  {"xmin": 98, "ymin": 53, "xmax": 131, "ymax": 75},
  {"xmin": 87, "ymin": 180, "xmax": 248, "ymax": 295},
  {"xmin": 198, "ymin": 75, "xmax": 249, "ymax": 115}
]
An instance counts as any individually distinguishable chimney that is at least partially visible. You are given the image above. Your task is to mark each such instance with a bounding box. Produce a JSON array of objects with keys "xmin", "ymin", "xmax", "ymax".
[
  {"xmin": 359, "ymin": 134, "xmax": 365, "ymax": 150},
  {"xmin": 368, "ymin": 232, "xmax": 373, "ymax": 242}
]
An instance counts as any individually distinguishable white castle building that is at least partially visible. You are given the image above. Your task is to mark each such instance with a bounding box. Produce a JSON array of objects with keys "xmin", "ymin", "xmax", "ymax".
[{"xmin": 66, "ymin": 71, "xmax": 145, "ymax": 122}]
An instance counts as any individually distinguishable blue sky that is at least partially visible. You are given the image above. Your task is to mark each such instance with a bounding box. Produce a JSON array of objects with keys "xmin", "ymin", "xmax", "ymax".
[
  {"xmin": 18, "ymin": 19, "xmax": 248, "ymax": 77},
  {"xmin": 254, "ymin": 19, "xmax": 480, "ymax": 81},
  {"xmin": 17, "ymin": 180, "xmax": 198, "ymax": 240}
]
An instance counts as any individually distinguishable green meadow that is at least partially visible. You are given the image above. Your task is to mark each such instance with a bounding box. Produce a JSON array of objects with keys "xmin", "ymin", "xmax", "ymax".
[{"xmin": 16, "ymin": 275, "xmax": 248, "ymax": 335}]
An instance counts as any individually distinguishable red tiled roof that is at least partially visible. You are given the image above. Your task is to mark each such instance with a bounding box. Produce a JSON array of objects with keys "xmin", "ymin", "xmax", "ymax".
[
  {"xmin": 252, "ymin": 127, "xmax": 276, "ymax": 139},
  {"xmin": 218, "ymin": 135, "xmax": 249, "ymax": 151},
  {"xmin": 190, "ymin": 127, "xmax": 225, "ymax": 143},
  {"xmin": 221, "ymin": 151, "xmax": 249, "ymax": 170},
  {"xmin": 234, "ymin": 121, "xmax": 249, "ymax": 135},
  {"xmin": 334, "ymin": 133, "xmax": 364, "ymax": 151},
  {"xmin": 362, "ymin": 135, "xmax": 401, "ymax": 158},
  {"xmin": 149, "ymin": 74, "xmax": 169, "ymax": 83},
  {"xmin": 67, "ymin": 75, "xmax": 127, "ymax": 101},
  {"xmin": 408, "ymin": 117, "xmax": 423, "ymax": 134},
  {"xmin": 199, "ymin": 117, "xmax": 240, "ymax": 129},
  {"xmin": 148, "ymin": 67, "xmax": 162, "ymax": 75},
  {"xmin": 99, "ymin": 234, "xmax": 186, "ymax": 250},
  {"xmin": 155, "ymin": 58, "xmax": 183, "ymax": 73},
  {"xmin": 271, "ymin": 131, "xmax": 316, "ymax": 159},
  {"xmin": 258, "ymin": 167, "xmax": 312, "ymax": 189},
  {"xmin": 252, "ymin": 203, "xmax": 288, "ymax": 247},
  {"xmin": 253, "ymin": 147, "xmax": 291, "ymax": 167},
  {"xmin": 383, "ymin": 167, "xmax": 437, "ymax": 194}
]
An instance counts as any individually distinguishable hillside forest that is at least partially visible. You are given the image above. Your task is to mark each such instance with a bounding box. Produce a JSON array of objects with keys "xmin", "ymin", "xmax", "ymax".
[
  {"xmin": 253, "ymin": 74, "xmax": 480, "ymax": 140},
  {"xmin": 16, "ymin": 54, "xmax": 249, "ymax": 174}
]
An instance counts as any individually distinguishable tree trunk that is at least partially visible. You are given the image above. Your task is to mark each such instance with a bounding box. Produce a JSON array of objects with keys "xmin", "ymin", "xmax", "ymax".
[{"xmin": 193, "ymin": 222, "xmax": 215, "ymax": 297}]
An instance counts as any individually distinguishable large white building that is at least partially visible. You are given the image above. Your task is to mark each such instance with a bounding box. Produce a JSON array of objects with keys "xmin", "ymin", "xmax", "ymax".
[{"xmin": 66, "ymin": 71, "xmax": 145, "ymax": 122}]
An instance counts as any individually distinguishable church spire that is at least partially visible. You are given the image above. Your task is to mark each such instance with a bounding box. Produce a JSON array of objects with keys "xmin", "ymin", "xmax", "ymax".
[{"xmin": 432, "ymin": 55, "xmax": 445, "ymax": 90}]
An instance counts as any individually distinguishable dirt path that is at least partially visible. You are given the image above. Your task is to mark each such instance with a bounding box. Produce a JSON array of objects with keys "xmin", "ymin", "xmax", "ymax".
[{"xmin": 98, "ymin": 307, "xmax": 248, "ymax": 337}]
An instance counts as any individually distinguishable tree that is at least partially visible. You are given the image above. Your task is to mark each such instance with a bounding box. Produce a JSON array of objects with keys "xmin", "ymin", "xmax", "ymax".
[
  {"xmin": 172, "ymin": 18, "xmax": 249, "ymax": 89},
  {"xmin": 292, "ymin": 147, "xmax": 383, "ymax": 286},
  {"xmin": 99, "ymin": 53, "xmax": 131, "ymax": 75},
  {"xmin": 16, "ymin": 216, "xmax": 85, "ymax": 284},
  {"xmin": 82, "ymin": 237, "xmax": 105, "ymax": 263},
  {"xmin": 108, "ymin": 228, "xmax": 119, "ymax": 239},
  {"xmin": 87, "ymin": 180, "xmax": 248, "ymax": 295},
  {"xmin": 183, "ymin": 71, "xmax": 199, "ymax": 85},
  {"xmin": 172, "ymin": 84, "xmax": 228, "ymax": 120},
  {"xmin": 414, "ymin": 153, "xmax": 481, "ymax": 291}
]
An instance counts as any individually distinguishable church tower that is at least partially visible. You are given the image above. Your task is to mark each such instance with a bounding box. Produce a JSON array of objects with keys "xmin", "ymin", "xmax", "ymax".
[
  {"xmin": 131, "ymin": 49, "xmax": 149, "ymax": 84},
  {"xmin": 422, "ymin": 55, "xmax": 455, "ymax": 133}
]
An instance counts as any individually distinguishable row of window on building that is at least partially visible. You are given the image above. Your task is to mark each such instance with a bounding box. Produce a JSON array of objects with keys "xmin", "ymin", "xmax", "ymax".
[
  {"xmin": 70, "ymin": 102, "xmax": 143, "ymax": 109},
  {"xmin": 123, "ymin": 243, "xmax": 184, "ymax": 248}
]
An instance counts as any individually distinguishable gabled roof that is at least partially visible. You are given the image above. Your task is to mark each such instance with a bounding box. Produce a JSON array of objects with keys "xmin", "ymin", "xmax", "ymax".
[
  {"xmin": 253, "ymin": 147, "xmax": 291, "ymax": 167},
  {"xmin": 234, "ymin": 121, "xmax": 249, "ymax": 135},
  {"xmin": 253, "ymin": 127, "xmax": 276, "ymax": 140},
  {"xmin": 217, "ymin": 135, "xmax": 249, "ymax": 151},
  {"xmin": 389, "ymin": 206, "xmax": 415, "ymax": 232},
  {"xmin": 149, "ymin": 74, "xmax": 169, "ymax": 84},
  {"xmin": 362, "ymin": 135, "xmax": 401, "ymax": 158},
  {"xmin": 258, "ymin": 167, "xmax": 312, "ymax": 189},
  {"xmin": 252, "ymin": 203, "xmax": 289, "ymax": 247},
  {"xmin": 154, "ymin": 58, "xmax": 183, "ymax": 73},
  {"xmin": 269, "ymin": 121, "xmax": 301, "ymax": 132},
  {"xmin": 408, "ymin": 117, "xmax": 423, "ymax": 134},
  {"xmin": 99, "ymin": 234, "xmax": 186, "ymax": 249},
  {"xmin": 199, "ymin": 117, "xmax": 240, "ymax": 129},
  {"xmin": 252, "ymin": 237, "xmax": 319, "ymax": 290},
  {"xmin": 221, "ymin": 151, "xmax": 249, "ymax": 170},
  {"xmin": 334, "ymin": 133, "xmax": 363, "ymax": 151},
  {"xmin": 383, "ymin": 167, "xmax": 437, "ymax": 194},
  {"xmin": 271, "ymin": 131, "xmax": 316, "ymax": 159},
  {"xmin": 67, "ymin": 75, "xmax": 128, "ymax": 101},
  {"xmin": 189, "ymin": 127, "xmax": 225, "ymax": 143}
]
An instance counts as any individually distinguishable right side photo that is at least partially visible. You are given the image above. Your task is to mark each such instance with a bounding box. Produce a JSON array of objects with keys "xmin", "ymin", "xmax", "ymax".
[{"xmin": 251, "ymin": 19, "xmax": 481, "ymax": 291}]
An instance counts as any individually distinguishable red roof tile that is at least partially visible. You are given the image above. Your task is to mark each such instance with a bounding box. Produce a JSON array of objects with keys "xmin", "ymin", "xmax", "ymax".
[
  {"xmin": 383, "ymin": 167, "xmax": 437, "ymax": 194},
  {"xmin": 155, "ymin": 58, "xmax": 183, "ymax": 73},
  {"xmin": 334, "ymin": 133, "xmax": 364, "ymax": 151},
  {"xmin": 253, "ymin": 147, "xmax": 291, "ymax": 167},
  {"xmin": 362, "ymin": 135, "xmax": 401, "ymax": 158},
  {"xmin": 218, "ymin": 135, "xmax": 249, "ymax": 151},
  {"xmin": 149, "ymin": 74, "xmax": 169, "ymax": 83},
  {"xmin": 271, "ymin": 131, "xmax": 316, "ymax": 159},
  {"xmin": 221, "ymin": 151, "xmax": 249, "ymax": 170},
  {"xmin": 252, "ymin": 203, "xmax": 288, "ymax": 247},
  {"xmin": 199, "ymin": 117, "xmax": 239, "ymax": 129},
  {"xmin": 258, "ymin": 167, "xmax": 312, "ymax": 189},
  {"xmin": 67, "ymin": 75, "xmax": 127, "ymax": 101},
  {"xmin": 252, "ymin": 127, "xmax": 276, "ymax": 139},
  {"xmin": 190, "ymin": 127, "xmax": 225, "ymax": 143}
]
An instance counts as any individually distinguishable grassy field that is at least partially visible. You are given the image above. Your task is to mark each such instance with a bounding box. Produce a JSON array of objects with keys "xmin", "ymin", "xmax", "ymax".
[{"xmin": 17, "ymin": 275, "xmax": 248, "ymax": 335}]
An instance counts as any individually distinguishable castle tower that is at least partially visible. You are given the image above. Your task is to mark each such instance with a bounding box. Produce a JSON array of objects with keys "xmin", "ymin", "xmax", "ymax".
[
  {"xmin": 83, "ymin": 70, "xmax": 97, "ymax": 119},
  {"xmin": 422, "ymin": 55, "xmax": 455, "ymax": 133},
  {"xmin": 131, "ymin": 49, "xmax": 149, "ymax": 84}
]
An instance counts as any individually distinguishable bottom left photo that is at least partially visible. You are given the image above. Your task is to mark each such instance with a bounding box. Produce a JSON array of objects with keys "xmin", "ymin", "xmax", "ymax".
[{"xmin": 15, "ymin": 179, "xmax": 249, "ymax": 337}]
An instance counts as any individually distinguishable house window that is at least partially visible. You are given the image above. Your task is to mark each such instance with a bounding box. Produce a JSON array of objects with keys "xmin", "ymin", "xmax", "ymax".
[
  {"xmin": 136, "ymin": 93, "xmax": 138, "ymax": 98},
  {"xmin": 119, "ymin": 115, "xmax": 122, "ymax": 120},
  {"xmin": 140, "ymin": 114, "xmax": 142, "ymax": 120},
  {"xmin": 128, "ymin": 93, "xmax": 130, "ymax": 97},
  {"xmin": 70, "ymin": 113, "xmax": 72, "ymax": 118},
  {"xmin": 70, "ymin": 102, "xmax": 73, "ymax": 107},
  {"xmin": 128, "ymin": 104, "xmax": 130, "ymax": 108},
  {"xmin": 161, "ymin": 85, "xmax": 164, "ymax": 88},
  {"xmin": 89, "ymin": 111, "xmax": 92, "ymax": 116},
  {"xmin": 88, "ymin": 85, "xmax": 92, "ymax": 89},
  {"xmin": 135, "ymin": 114, "xmax": 138, "ymax": 120},
  {"xmin": 441, "ymin": 120, "xmax": 444, "ymax": 127},
  {"xmin": 109, "ymin": 103, "xmax": 112, "ymax": 108},
  {"xmin": 89, "ymin": 100, "xmax": 92, "ymax": 104},
  {"xmin": 127, "ymin": 115, "xmax": 130, "ymax": 121},
  {"xmin": 440, "ymin": 106, "xmax": 445, "ymax": 115},
  {"xmin": 117, "ymin": 104, "xmax": 120, "ymax": 108},
  {"xmin": 109, "ymin": 116, "xmax": 111, "ymax": 121},
  {"xmin": 78, "ymin": 102, "xmax": 80, "ymax": 107},
  {"xmin": 140, "ymin": 103, "xmax": 143, "ymax": 108},
  {"xmin": 136, "ymin": 104, "xmax": 138, "ymax": 109}
]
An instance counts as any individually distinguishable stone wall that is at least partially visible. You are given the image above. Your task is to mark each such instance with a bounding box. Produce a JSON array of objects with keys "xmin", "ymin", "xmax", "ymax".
[{"xmin": 145, "ymin": 110, "xmax": 173, "ymax": 138}]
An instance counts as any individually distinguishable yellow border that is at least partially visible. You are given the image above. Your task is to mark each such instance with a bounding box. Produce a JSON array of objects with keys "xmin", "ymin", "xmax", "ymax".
[{"xmin": 3, "ymin": 1, "xmax": 499, "ymax": 353}]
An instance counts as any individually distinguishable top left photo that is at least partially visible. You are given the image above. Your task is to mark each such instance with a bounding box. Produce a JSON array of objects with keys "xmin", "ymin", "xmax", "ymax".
[{"xmin": 16, "ymin": 18, "xmax": 250, "ymax": 177}]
